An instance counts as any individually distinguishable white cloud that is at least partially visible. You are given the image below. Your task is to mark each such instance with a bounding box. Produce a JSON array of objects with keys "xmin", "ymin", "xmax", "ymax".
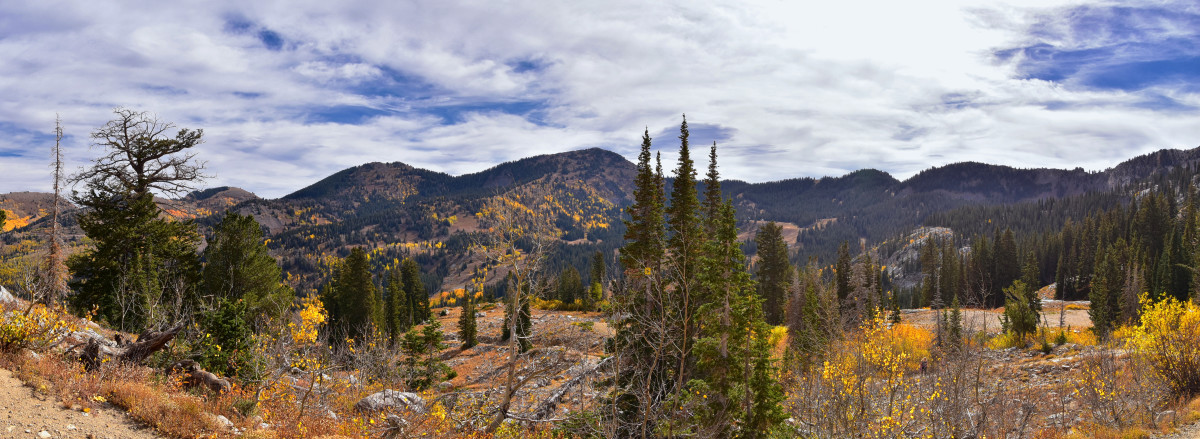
[{"xmin": 0, "ymin": 0, "xmax": 1196, "ymax": 199}]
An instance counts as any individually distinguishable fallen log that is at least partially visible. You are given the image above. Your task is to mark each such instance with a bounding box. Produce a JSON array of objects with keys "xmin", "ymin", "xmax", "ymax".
[
  {"xmin": 78, "ymin": 323, "xmax": 185, "ymax": 371},
  {"xmin": 531, "ymin": 356, "xmax": 611, "ymax": 420},
  {"xmin": 169, "ymin": 359, "xmax": 231, "ymax": 393}
]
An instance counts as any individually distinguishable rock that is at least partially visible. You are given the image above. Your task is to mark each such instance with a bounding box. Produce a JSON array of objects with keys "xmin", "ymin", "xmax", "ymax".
[
  {"xmin": 1156, "ymin": 410, "xmax": 1176, "ymax": 424},
  {"xmin": 213, "ymin": 414, "xmax": 234, "ymax": 429},
  {"xmin": 0, "ymin": 286, "xmax": 15, "ymax": 304},
  {"xmin": 37, "ymin": 431, "xmax": 51, "ymax": 438},
  {"xmin": 438, "ymin": 381, "xmax": 453, "ymax": 391},
  {"xmin": 355, "ymin": 390, "xmax": 426, "ymax": 414}
]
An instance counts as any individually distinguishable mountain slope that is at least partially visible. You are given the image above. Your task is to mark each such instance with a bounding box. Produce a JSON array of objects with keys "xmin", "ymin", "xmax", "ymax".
[{"xmin": 7, "ymin": 145, "xmax": 1200, "ymax": 296}]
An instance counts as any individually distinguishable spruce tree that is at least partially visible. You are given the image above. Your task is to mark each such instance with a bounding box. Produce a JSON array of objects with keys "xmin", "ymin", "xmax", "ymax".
[
  {"xmin": 459, "ymin": 293, "xmax": 477, "ymax": 349},
  {"xmin": 702, "ymin": 142, "xmax": 723, "ymax": 233},
  {"xmin": 620, "ymin": 128, "xmax": 665, "ymax": 272},
  {"xmin": 385, "ymin": 267, "xmax": 411, "ymax": 346},
  {"xmin": 201, "ymin": 211, "xmax": 292, "ymax": 322},
  {"xmin": 331, "ymin": 248, "xmax": 377, "ymax": 342},
  {"xmin": 70, "ymin": 193, "xmax": 200, "ymax": 331},
  {"xmin": 994, "ymin": 229, "xmax": 1020, "ymax": 300},
  {"xmin": 587, "ymin": 251, "xmax": 605, "ymax": 310},
  {"xmin": 68, "ymin": 109, "xmax": 207, "ymax": 331},
  {"xmin": 755, "ymin": 222, "xmax": 792, "ymax": 325},
  {"xmin": 693, "ymin": 191, "xmax": 784, "ymax": 437},
  {"xmin": 1020, "ymin": 250, "xmax": 1042, "ymax": 316},
  {"xmin": 556, "ymin": 266, "xmax": 582, "ymax": 305},
  {"xmin": 835, "ymin": 242, "xmax": 852, "ymax": 302},
  {"xmin": 665, "ymin": 114, "xmax": 704, "ymax": 391},
  {"xmin": 400, "ymin": 258, "xmax": 428, "ymax": 326}
]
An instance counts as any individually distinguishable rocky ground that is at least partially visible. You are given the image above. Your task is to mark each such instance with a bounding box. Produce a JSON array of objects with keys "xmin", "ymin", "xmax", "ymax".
[{"xmin": 0, "ymin": 367, "xmax": 160, "ymax": 439}]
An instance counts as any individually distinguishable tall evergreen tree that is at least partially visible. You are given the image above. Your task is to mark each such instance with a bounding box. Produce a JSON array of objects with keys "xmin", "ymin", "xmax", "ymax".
[
  {"xmin": 556, "ymin": 266, "xmax": 583, "ymax": 305},
  {"xmin": 587, "ymin": 251, "xmax": 605, "ymax": 309},
  {"xmin": 1020, "ymin": 250, "xmax": 1042, "ymax": 316},
  {"xmin": 201, "ymin": 211, "xmax": 292, "ymax": 322},
  {"xmin": 68, "ymin": 109, "xmax": 207, "ymax": 331},
  {"xmin": 400, "ymin": 258, "xmax": 428, "ymax": 326},
  {"xmin": 384, "ymin": 267, "xmax": 411, "ymax": 346},
  {"xmin": 702, "ymin": 142, "xmax": 723, "ymax": 233},
  {"xmin": 328, "ymin": 248, "xmax": 377, "ymax": 342},
  {"xmin": 665, "ymin": 114, "xmax": 704, "ymax": 390},
  {"xmin": 459, "ymin": 293, "xmax": 477, "ymax": 349},
  {"xmin": 70, "ymin": 193, "xmax": 201, "ymax": 331},
  {"xmin": 835, "ymin": 242, "xmax": 852, "ymax": 303},
  {"xmin": 754, "ymin": 222, "xmax": 792, "ymax": 325},
  {"xmin": 993, "ymin": 229, "xmax": 1020, "ymax": 302},
  {"xmin": 693, "ymin": 201, "xmax": 785, "ymax": 437},
  {"xmin": 620, "ymin": 128, "xmax": 665, "ymax": 272}
]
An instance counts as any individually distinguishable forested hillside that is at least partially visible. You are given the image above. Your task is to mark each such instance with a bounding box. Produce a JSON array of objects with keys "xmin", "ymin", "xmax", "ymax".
[{"xmin": 5, "ymin": 111, "xmax": 1200, "ymax": 438}]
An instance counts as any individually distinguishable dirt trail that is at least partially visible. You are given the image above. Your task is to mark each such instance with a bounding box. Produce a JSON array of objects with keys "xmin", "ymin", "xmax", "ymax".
[{"xmin": 0, "ymin": 367, "xmax": 160, "ymax": 439}]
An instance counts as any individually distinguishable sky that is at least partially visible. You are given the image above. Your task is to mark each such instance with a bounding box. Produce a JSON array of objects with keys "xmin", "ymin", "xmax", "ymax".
[{"xmin": 1, "ymin": 0, "xmax": 1198, "ymax": 198}]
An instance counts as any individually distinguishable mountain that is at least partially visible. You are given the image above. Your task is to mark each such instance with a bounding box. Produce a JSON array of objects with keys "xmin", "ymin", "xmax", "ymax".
[{"xmin": 6, "ymin": 144, "xmax": 1200, "ymax": 296}]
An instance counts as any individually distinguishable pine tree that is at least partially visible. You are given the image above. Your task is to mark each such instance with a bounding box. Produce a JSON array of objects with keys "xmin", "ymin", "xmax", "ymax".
[
  {"xmin": 69, "ymin": 193, "xmax": 201, "ymax": 331},
  {"xmin": 459, "ymin": 293, "xmax": 477, "ymax": 349},
  {"xmin": 994, "ymin": 229, "xmax": 1020, "ymax": 303},
  {"xmin": 755, "ymin": 222, "xmax": 792, "ymax": 325},
  {"xmin": 67, "ymin": 109, "xmax": 207, "ymax": 331},
  {"xmin": 400, "ymin": 258, "xmax": 428, "ymax": 326},
  {"xmin": 693, "ymin": 191, "xmax": 784, "ymax": 437},
  {"xmin": 399, "ymin": 319, "xmax": 453, "ymax": 391},
  {"xmin": 331, "ymin": 248, "xmax": 377, "ymax": 342},
  {"xmin": 665, "ymin": 114, "xmax": 704, "ymax": 391},
  {"xmin": 1020, "ymin": 250, "xmax": 1042, "ymax": 316},
  {"xmin": 1089, "ymin": 243, "xmax": 1124, "ymax": 337},
  {"xmin": 196, "ymin": 297, "xmax": 256, "ymax": 377},
  {"xmin": 201, "ymin": 211, "xmax": 292, "ymax": 322},
  {"xmin": 556, "ymin": 266, "xmax": 582, "ymax": 305},
  {"xmin": 1002, "ymin": 280, "xmax": 1037, "ymax": 339},
  {"xmin": 587, "ymin": 251, "xmax": 605, "ymax": 310},
  {"xmin": 385, "ymin": 267, "xmax": 411, "ymax": 346},
  {"xmin": 835, "ymin": 242, "xmax": 852, "ymax": 303},
  {"xmin": 620, "ymin": 128, "xmax": 665, "ymax": 272},
  {"xmin": 702, "ymin": 142, "xmax": 723, "ymax": 234}
]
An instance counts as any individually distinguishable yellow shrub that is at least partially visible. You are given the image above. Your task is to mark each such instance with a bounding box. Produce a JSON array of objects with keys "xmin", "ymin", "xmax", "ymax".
[
  {"xmin": 0, "ymin": 303, "xmax": 79, "ymax": 352},
  {"xmin": 987, "ymin": 331, "xmax": 1026, "ymax": 350},
  {"xmin": 1047, "ymin": 327, "xmax": 1097, "ymax": 346},
  {"xmin": 1126, "ymin": 296, "xmax": 1200, "ymax": 396},
  {"xmin": 288, "ymin": 295, "xmax": 327, "ymax": 345}
]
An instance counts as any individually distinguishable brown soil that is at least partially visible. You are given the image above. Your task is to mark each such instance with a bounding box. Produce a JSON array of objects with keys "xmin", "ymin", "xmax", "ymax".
[{"xmin": 0, "ymin": 367, "xmax": 160, "ymax": 439}]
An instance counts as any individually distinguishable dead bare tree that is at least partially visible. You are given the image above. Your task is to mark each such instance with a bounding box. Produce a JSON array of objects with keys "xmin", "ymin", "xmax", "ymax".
[
  {"xmin": 41, "ymin": 114, "xmax": 69, "ymax": 305},
  {"xmin": 472, "ymin": 185, "xmax": 563, "ymax": 433},
  {"xmin": 69, "ymin": 108, "xmax": 208, "ymax": 198}
]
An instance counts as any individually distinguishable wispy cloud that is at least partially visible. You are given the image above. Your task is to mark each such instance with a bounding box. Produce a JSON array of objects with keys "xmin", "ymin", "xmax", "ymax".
[{"xmin": 0, "ymin": 0, "xmax": 1197, "ymax": 198}]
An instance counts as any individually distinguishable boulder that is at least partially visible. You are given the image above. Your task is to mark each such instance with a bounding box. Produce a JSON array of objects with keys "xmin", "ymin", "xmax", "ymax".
[
  {"xmin": 0, "ymin": 286, "xmax": 15, "ymax": 304},
  {"xmin": 355, "ymin": 390, "xmax": 425, "ymax": 414}
]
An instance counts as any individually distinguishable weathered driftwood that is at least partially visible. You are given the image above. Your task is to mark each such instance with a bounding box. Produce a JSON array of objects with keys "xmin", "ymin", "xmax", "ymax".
[{"xmin": 78, "ymin": 323, "xmax": 185, "ymax": 371}]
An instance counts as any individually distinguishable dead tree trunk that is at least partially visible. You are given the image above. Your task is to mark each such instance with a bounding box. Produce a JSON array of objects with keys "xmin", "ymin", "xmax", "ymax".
[
  {"xmin": 532, "ymin": 356, "xmax": 611, "ymax": 420},
  {"xmin": 80, "ymin": 323, "xmax": 185, "ymax": 371}
]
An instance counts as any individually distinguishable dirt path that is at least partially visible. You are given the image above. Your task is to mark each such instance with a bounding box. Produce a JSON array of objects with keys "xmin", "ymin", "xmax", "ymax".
[{"xmin": 0, "ymin": 367, "xmax": 160, "ymax": 439}]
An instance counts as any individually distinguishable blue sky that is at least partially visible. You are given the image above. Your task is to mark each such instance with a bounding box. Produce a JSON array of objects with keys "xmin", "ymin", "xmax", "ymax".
[{"xmin": 0, "ymin": 0, "xmax": 1198, "ymax": 198}]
